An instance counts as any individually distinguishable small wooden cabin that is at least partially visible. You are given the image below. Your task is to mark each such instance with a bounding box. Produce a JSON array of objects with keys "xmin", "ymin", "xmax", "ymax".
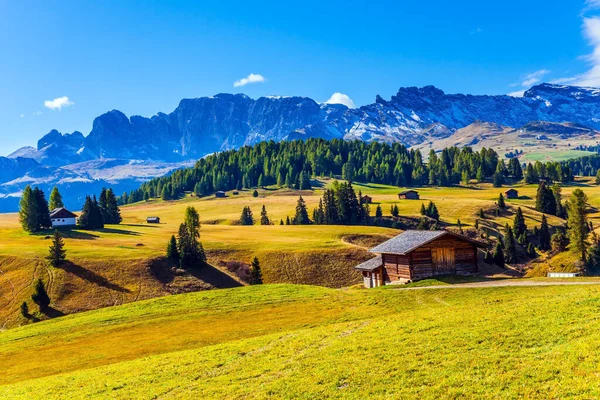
[
  {"xmin": 147, "ymin": 217, "xmax": 160, "ymax": 223},
  {"xmin": 355, "ymin": 230, "xmax": 487, "ymax": 288},
  {"xmin": 215, "ymin": 191, "xmax": 226, "ymax": 198},
  {"xmin": 360, "ymin": 195, "xmax": 373, "ymax": 204},
  {"xmin": 504, "ymin": 188, "xmax": 518, "ymax": 199},
  {"xmin": 398, "ymin": 190, "xmax": 419, "ymax": 200}
]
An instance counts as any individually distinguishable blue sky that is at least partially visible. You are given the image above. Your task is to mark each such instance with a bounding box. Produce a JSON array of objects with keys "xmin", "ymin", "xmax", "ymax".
[{"xmin": 1, "ymin": 0, "xmax": 599, "ymax": 154}]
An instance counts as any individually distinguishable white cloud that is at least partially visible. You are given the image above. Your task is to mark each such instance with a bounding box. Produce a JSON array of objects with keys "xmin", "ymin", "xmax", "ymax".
[
  {"xmin": 323, "ymin": 92, "xmax": 356, "ymax": 108},
  {"xmin": 233, "ymin": 73, "xmax": 266, "ymax": 87},
  {"xmin": 469, "ymin": 27, "xmax": 482, "ymax": 35},
  {"xmin": 521, "ymin": 69, "xmax": 550, "ymax": 87},
  {"xmin": 507, "ymin": 90, "xmax": 526, "ymax": 98},
  {"xmin": 43, "ymin": 96, "xmax": 74, "ymax": 110},
  {"xmin": 586, "ymin": 0, "xmax": 600, "ymax": 10},
  {"xmin": 19, "ymin": 114, "xmax": 24, "ymax": 118}
]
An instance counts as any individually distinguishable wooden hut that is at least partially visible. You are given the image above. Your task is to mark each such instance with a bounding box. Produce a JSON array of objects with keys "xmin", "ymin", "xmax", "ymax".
[
  {"xmin": 147, "ymin": 217, "xmax": 160, "ymax": 223},
  {"xmin": 397, "ymin": 190, "xmax": 419, "ymax": 200},
  {"xmin": 504, "ymin": 188, "xmax": 518, "ymax": 199},
  {"xmin": 215, "ymin": 191, "xmax": 226, "ymax": 198},
  {"xmin": 360, "ymin": 195, "xmax": 373, "ymax": 204},
  {"xmin": 355, "ymin": 230, "xmax": 487, "ymax": 287}
]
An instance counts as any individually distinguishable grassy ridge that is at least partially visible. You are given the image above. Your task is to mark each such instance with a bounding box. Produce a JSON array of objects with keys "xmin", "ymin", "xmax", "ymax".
[{"xmin": 3, "ymin": 283, "xmax": 600, "ymax": 398}]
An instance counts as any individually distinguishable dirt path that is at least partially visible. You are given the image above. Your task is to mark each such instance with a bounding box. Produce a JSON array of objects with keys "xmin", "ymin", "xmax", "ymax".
[{"xmin": 396, "ymin": 280, "xmax": 600, "ymax": 290}]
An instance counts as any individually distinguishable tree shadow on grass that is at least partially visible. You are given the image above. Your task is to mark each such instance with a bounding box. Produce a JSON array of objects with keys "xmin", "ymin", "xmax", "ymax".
[
  {"xmin": 41, "ymin": 306, "xmax": 65, "ymax": 318},
  {"xmin": 120, "ymin": 223, "xmax": 160, "ymax": 228},
  {"xmin": 187, "ymin": 263, "xmax": 242, "ymax": 288},
  {"xmin": 58, "ymin": 261, "xmax": 131, "ymax": 293},
  {"xmin": 97, "ymin": 227, "xmax": 141, "ymax": 236}
]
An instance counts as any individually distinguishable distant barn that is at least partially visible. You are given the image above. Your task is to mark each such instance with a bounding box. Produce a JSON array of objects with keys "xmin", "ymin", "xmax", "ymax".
[
  {"xmin": 355, "ymin": 230, "xmax": 487, "ymax": 288},
  {"xmin": 215, "ymin": 191, "xmax": 226, "ymax": 198},
  {"xmin": 147, "ymin": 217, "xmax": 160, "ymax": 223},
  {"xmin": 232, "ymin": 191, "xmax": 240, "ymax": 195},
  {"xmin": 360, "ymin": 195, "xmax": 373, "ymax": 204},
  {"xmin": 49, "ymin": 208, "xmax": 77, "ymax": 227},
  {"xmin": 398, "ymin": 190, "xmax": 419, "ymax": 200},
  {"xmin": 504, "ymin": 188, "xmax": 518, "ymax": 199}
]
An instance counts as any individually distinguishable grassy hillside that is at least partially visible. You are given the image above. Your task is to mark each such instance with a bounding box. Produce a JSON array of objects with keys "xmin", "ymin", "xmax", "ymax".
[
  {"xmin": 2, "ymin": 283, "xmax": 600, "ymax": 398},
  {"xmin": 1, "ymin": 177, "xmax": 599, "ymax": 328}
]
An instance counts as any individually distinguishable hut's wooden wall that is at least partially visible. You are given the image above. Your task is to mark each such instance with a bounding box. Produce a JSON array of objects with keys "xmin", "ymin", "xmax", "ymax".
[{"xmin": 382, "ymin": 253, "xmax": 411, "ymax": 282}]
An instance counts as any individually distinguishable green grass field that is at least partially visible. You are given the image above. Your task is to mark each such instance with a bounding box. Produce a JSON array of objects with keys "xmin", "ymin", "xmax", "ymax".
[{"xmin": 2, "ymin": 283, "xmax": 600, "ymax": 398}]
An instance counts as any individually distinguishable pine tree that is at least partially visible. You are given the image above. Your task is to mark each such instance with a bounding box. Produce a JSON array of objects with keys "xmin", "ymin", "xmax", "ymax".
[
  {"xmin": 104, "ymin": 188, "xmax": 122, "ymax": 224},
  {"xmin": 33, "ymin": 187, "xmax": 51, "ymax": 230},
  {"xmin": 19, "ymin": 185, "xmax": 38, "ymax": 232},
  {"xmin": 260, "ymin": 205, "xmax": 270, "ymax": 225},
  {"xmin": 240, "ymin": 206, "xmax": 254, "ymax": 225},
  {"xmin": 535, "ymin": 181, "xmax": 557, "ymax": 216},
  {"xmin": 567, "ymin": 189, "xmax": 589, "ymax": 262},
  {"xmin": 527, "ymin": 243, "xmax": 537, "ymax": 258},
  {"xmin": 478, "ymin": 208, "xmax": 485, "ymax": 218},
  {"xmin": 31, "ymin": 279, "xmax": 50, "ymax": 310},
  {"xmin": 249, "ymin": 256, "xmax": 263, "ymax": 285},
  {"xmin": 293, "ymin": 196, "xmax": 311, "ymax": 225},
  {"xmin": 538, "ymin": 214, "xmax": 550, "ymax": 251},
  {"xmin": 457, "ymin": 218, "xmax": 463, "ymax": 232},
  {"xmin": 46, "ymin": 230, "xmax": 67, "ymax": 267},
  {"xmin": 420, "ymin": 203, "xmax": 427, "ymax": 216},
  {"xmin": 503, "ymin": 226, "xmax": 517, "ymax": 264},
  {"xmin": 513, "ymin": 207, "xmax": 527, "ymax": 238},
  {"xmin": 551, "ymin": 230, "xmax": 569, "ymax": 252},
  {"xmin": 497, "ymin": 193, "xmax": 506, "ymax": 209},
  {"xmin": 474, "ymin": 219, "xmax": 479, "ymax": 230},
  {"xmin": 476, "ymin": 166, "xmax": 485, "ymax": 183},
  {"xmin": 253, "ymin": 189, "xmax": 259, "ymax": 198},
  {"xmin": 285, "ymin": 216, "xmax": 291, "ymax": 225},
  {"xmin": 299, "ymin": 171, "xmax": 311, "ymax": 190},
  {"xmin": 166, "ymin": 235, "xmax": 179, "ymax": 261},
  {"xmin": 375, "ymin": 205, "xmax": 383, "ymax": 218},
  {"xmin": 279, "ymin": 219, "xmax": 284, "ymax": 225},
  {"xmin": 49, "ymin": 186, "xmax": 64, "ymax": 210},
  {"xmin": 426, "ymin": 201, "xmax": 439, "ymax": 221},
  {"xmin": 492, "ymin": 240, "xmax": 505, "ymax": 268},
  {"xmin": 391, "ymin": 204, "xmax": 399, "ymax": 217}
]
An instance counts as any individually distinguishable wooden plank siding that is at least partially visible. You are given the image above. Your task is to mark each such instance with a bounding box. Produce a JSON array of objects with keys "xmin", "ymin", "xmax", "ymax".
[{"xmin": 381, "ymin": 235, "xmax": 478, "ymax": 283}]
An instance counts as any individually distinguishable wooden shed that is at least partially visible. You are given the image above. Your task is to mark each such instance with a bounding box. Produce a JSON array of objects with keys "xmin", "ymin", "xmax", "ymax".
[
  {"xmin": 398, "ymin": 190, "xmax": 419, "ymax": 200},
  {"xmin": 215, "ymin": 191, "xmax": 226, "ymax": 198},
  {"xmin": 147, "ymin": 217, "xmax": 160, "ymax": 223},
  {"xmin": 504, "ymin": 188, "xmax": 518, "ymax": 199},
  {"xmin": 360, "ymin": 195, "xmax": 373, "ymax": 204},
  {"xmin": 355, "ymin": 230, "xmax": 487, "ymax": 287}
]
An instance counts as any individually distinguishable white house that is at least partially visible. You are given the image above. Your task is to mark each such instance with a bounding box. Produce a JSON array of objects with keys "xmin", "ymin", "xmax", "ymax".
[{"xmin": 49, "ymin": 207, "xmax": 77, "ymax": 227}]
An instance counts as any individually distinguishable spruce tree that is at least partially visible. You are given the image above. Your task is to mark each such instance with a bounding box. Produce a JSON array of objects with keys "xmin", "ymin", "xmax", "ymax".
[
  {"xmin": 293, "ymin": 196, "xmax": 311, "ymax": 225},
  {"xmin": 253, "ymin": 189, "xmax": 259, "ymax": 198},
  {"xmin": 166, "ymin": 235, "xmax": 179, "ymax": 261},
  {"xmin": 240, "ymin": 206, "xmax": 254, "ymax": 225},
  {"xmin": 539, "ymin": 214, "xmax": 551, "ymax": 251},
  {"xmin": 492, "ymin": 240, "xmax": 505, "ymax": 268},
  {"xmin": 567, "ymin": 189, "xmax": 589, "ymax": 262},
  {"xmin": 375, "ymin": 205, "xmax": 383, "ymax": 218},
  {"xmin": 105, "ymin": 188, "xmax": 122, "ymax": 224},
  {"xmin": 420, "ymin": 203, "xmax": 427, "ymax": 216},
  {"xmin": 513, "ymin": 207, "xmax": 527, "ymax": 238},
  {"xmin": 19, "ymin": 185, "xmax": 38, "ymax": 232},
  {"xmin": 497, "ymin": 193, "xmax": 506, "ymax": 209},
  {"xmin": 33, "ymin": 187, "xmax": 51, "ymax": 230},
  {"xmin": 49, "ymin": 186, "xmax": 64, "ymax": 210},
  {"xmin": 426, "ymin": 201, "xmax": 439, "ymax": 221},
  {"xmin": 46, "ymin": 230, "xmax": 67, "ymax": 267},
  {"xmin": 31, "ymin": 279, "xmax": 50, "ymax": 310},
  {"xmin": 503, "ymin": 226, "xmax": 517, "ymax": 264},
  {"xmin": 285, "ymin": 216, "xmax": 291, "ymax": 225},
  {"xmin": 260, "ymin": 205, "xmax": 270, "ymax": 225},
  {"xmin": 280, "ymin": 219, "xmax": 284, "ymax": 225},
  {"xmin": 391, "ymin": 204, "xmax": 399, "ymax": 217},
  {"xmin": 249, "ymin": 256, "xmax": 263, "ymax": 285},
  {"xmin": 527, "ymin": 242, "xmax": 537, "ymax": 258},
  {"xmin": 478, "ymin": 208, "xmax": 485, "ymax": 219}
]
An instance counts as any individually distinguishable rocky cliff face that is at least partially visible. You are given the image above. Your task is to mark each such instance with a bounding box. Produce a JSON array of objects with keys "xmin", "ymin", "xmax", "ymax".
[{"xmin": 3, "ymin": 82, "xmax": 600, "ymax": 212}]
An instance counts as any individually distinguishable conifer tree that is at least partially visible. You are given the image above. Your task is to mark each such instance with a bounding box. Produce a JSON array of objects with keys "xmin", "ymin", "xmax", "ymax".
[
  {"xmin": 260, "ymin": 205, "xmax": 270, "ymax": 225},
  {"xmin": 513, "ymin": 207, "xmax": 527, "ymax": 238},
  {"xmin": 240, "ymin": 206, "xmax": 254, "ymax": 225},
  {"xmin": 31, "ymin": 279, "xmax": 50, "ymax": 310},
  {"xmin": 539, "ymin": 214, "xmax": 551, "ymax": 250},
  {"xmin": 567, "ymin": 189, "xmax": 589, "ymax": 262},
  {"xmin": 426, "ymin": 201, "xmax": 440, "ymax": 221},
  {"xmin": 375, "ymin": 205, "xmax": 383, "ymax": 218},
  {"xmin": 492, "ymin": 240, "xmax": 505, "ymax": 268},
  {"xmin": 503, "ymin": 226, "xmax": 517, "ymax": 263},
  {"xmin": 478, "ymin": 208, "xmax": 485, "ymax": 218},
  {"xmin": 420, "ymin": 203, "xmax": 427, "ymax": 216},
  {"xmin": 391, "ymin": 204, "xmax": 399, "ymax": 217},
  {"xmin": 293, "ymin": 196, "xmax": 311, "ymax": 225},
  {"xmin": 253, "ymin": 189, "xmax": 259, "ymax": 198},
  {"xmin": 285, "ymin": 216, "xmax": 291, "ymax": 225},
  {"xmin": 19, "ymin": 185, "xmax": 38, "ymax": 232},
  {"xmin": 166, "ymin": 235, "xmax": 179, "ymax": 261},
  {"xmin": 498, "ymin": 193, "xmax": 506, "ymax": 209},
  {"xmin": 527, "ymin": 242, "xmax": 537, "ymax": 258},
  {"xmin": 280, "ymin": 219, "xmax": 284, "ymax": 225},
  {"xmin": 476, "ymin": 166, "xmax": 485, "ymax": 183},
  {"xmin": 474, "ymin": 219, "xmax": 479, "ymax": 230},
  {"xmin": 46, "ymin": 230, "xmax": 67, "ymax": 267},
  {"xmin": 535, "ymin": 181, "xmax": 557, "ymax": 215},
  {"xmin": 49, "ymin": 186, "xmax": 64, "ymax": 210},
  {"xmin": 33, "ymin": 187, "xmax": 52, "ymax": 230},
  {"xmin": 249, "ymin": 256, "xmax": 263, "ymax": 285}
]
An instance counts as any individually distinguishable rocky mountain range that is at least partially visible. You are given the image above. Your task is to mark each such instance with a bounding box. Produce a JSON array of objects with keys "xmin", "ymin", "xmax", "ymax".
[{"xmin": 2, "ymin": 83, "xmax": 600, "ymax": 212}]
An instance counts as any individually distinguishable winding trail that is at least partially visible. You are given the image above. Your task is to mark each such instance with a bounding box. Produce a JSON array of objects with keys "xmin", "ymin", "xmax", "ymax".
[{"xmin": 396, "ymin": 280, "xmax": 600, "ymax": 290}]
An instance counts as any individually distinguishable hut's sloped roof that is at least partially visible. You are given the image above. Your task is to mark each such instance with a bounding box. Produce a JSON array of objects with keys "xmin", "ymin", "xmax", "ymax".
[
  {"xmin": 354, "ymin": 256, "xmax": 383, "ymax": 271},
  {"xmin": 49, "ymin": 208, "xmax": 77, "ymax": 219},
  {"xmin": 370, "ymin": 230, "xmax": 486, "ymax": 255},
  {"xmin": 398, "ymin": 190, "xmax": 418, "ymax": 195}
]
